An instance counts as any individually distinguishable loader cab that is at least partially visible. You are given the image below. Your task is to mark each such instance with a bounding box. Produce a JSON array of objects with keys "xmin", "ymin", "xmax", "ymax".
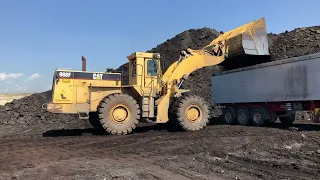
[{"xmin": 127, "ymin": 52, "xmax": 162, "ymax": 96}]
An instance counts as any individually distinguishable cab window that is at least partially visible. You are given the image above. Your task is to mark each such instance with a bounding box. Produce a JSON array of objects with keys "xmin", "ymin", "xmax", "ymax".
[
  {"xmin": 147, "ymin": 60, "xmax": 158, "ymax": 76},
  {"xmin": 132, "ymin": 60, "xmax": 137, "ymax": 77}
]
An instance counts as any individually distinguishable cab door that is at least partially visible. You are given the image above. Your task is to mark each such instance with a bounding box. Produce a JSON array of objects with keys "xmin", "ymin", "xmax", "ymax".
[{"xmin": 144, "ymin": 59, "xmax": 159, "ymax": 95}]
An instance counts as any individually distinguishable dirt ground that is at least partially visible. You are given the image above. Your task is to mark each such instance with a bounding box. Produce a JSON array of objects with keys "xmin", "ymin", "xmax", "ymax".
[{"xmin": 0, "ymin": 120, "xmax": 320, "ymax": 180}]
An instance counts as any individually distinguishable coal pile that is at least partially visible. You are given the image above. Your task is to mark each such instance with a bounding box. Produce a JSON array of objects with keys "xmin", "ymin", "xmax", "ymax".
[
  {"xmin": 147, "ymin": 28, "xmax": 221, "ymax": 70},
  {"xmin": 117, "ymin": 28, "xmax": 221, "ymax": 86},
  {"xmin": 0, "ymin": 91, "xmax": 78, "ymax": 127},
  {"xmin": 268, "ymin": 26, "xmax": 320, "ymax": 60}
]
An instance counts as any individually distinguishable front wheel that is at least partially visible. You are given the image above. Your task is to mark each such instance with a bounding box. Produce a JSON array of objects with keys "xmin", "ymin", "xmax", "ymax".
[{"xmin": 171, "ymin": 94, "xmax": 210, "ymax": 131}]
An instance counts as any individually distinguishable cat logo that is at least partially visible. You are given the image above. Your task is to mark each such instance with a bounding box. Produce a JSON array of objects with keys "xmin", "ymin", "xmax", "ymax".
[{"xmin": 93, "ymin": 73, "xmax": 103, "ymax": 80}]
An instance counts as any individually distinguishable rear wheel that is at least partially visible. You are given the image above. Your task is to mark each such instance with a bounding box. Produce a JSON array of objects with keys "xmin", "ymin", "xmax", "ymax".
[
  {"xmin": 251, "ymin": 107, "xmax": 268, "ymax": 126},
  {"xmin": 171, "ymin": 94, "xmax": 210, "ymax": 131},
  {"xmin": 236, "ymin": 108, "xmax": 250, "ymax": 126},
  {"xmin": 223, "ymin": 107, "xmax": 236, "ymax": 124},
  {"xmin": 88, "ymin": 112, "xmax": 104, "ymax": 130},
  {"xmin": 98, "ymin": 93, "xmax": 140, "ymax": 135}
]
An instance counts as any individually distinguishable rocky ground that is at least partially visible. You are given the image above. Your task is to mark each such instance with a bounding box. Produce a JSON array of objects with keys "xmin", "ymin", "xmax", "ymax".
[
  {"xmin": 0, "ymin": 121, "xmax": 320, "ymax": 180},
  {"xmin": 0, "ymin": 24, "xmax": 319, "ymax": 179}
]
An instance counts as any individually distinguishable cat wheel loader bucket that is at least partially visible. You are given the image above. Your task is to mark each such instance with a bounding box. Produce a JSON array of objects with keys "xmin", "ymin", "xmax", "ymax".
[
  {"xmin": 205, "ymin": 18, "xmax": 269, "ymax": 58},
  {"xmin": 200, "ymin": 18, "xmax": 270, "ymax": 70}
]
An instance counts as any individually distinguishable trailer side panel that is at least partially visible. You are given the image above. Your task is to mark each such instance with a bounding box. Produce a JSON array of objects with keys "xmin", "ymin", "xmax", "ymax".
[{"xmin": 211, "ymin": 53, "xmax": 320, "ymax": 104}]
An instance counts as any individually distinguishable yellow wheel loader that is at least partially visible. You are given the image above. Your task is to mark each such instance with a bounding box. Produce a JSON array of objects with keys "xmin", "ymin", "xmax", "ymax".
[{"xmin": 43, "ymin": 18, "xmax": 269, "ymax": 135}]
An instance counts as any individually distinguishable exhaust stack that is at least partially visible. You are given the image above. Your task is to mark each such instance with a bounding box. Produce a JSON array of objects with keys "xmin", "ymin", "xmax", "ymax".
[{"xmin": 82, "ymin": 55, "xmax": 86, "ymax": 71}]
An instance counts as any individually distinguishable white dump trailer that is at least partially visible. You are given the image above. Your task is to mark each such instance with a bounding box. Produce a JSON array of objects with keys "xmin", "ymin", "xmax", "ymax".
[{"xmin": 211, "ymin": 53, "xmax": 320, "ymax": 126}]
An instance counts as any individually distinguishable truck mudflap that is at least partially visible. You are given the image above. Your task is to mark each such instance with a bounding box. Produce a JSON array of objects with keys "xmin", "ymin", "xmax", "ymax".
[{"xmin": 313, "ymin": 108, "xmax": 320, "ymax": 123}]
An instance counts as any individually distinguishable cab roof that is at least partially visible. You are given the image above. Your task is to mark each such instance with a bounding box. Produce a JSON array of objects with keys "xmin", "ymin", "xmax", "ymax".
[{"xmin": 127, "ymin": 52, "xmax": 160, "ymax": 60}]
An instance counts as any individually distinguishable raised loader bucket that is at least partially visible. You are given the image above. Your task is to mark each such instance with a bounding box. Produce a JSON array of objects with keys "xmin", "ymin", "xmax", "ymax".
[
  {"xmin": 206, "ymin": 18, "xmax": 270, "ymax": 70},
  {"xmin": 207, "ymin": 18, "xmax": 269, "ymax": 58},
  {"xmin": 227, "ymin": 18, "xmax": 269, "ymax": 58}
]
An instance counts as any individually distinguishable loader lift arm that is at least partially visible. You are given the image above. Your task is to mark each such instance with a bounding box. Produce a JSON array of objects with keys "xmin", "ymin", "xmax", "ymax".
[{"xmin": 156, "ymin": 18, "xmax": 269, "ymax": 123}]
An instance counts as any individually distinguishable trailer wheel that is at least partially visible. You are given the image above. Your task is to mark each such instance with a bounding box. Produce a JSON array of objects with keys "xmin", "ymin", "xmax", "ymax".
[
  {"xmin": 236, "ymin": 108, "xmax": 250, "ymax": 126},
  {"xmin": 250, "ymin": 107, "xmax": 267, "ymax": 126},
  {"xmin": 223, "ymin": 107, "xmax": 236, "ymax": 125}
]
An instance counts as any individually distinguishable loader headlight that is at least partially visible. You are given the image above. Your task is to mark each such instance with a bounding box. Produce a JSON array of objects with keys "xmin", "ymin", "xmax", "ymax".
[
  {"xmin": 153, "ymin": 53, "xmax": 160, "ymax": 59},
  {"xmin": 180, "ymin": 51, "xmax": 187, "ymax": 56}
]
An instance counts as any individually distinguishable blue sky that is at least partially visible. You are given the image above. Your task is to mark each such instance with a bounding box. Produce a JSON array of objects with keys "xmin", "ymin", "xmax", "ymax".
[{"xmin": 0, "ymin": 0, "xmax": 319, "ymax": 93}]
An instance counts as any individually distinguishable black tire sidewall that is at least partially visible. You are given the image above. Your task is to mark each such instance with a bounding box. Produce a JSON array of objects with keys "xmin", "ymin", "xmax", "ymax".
[
  {"xmin": 237, "ymin": 108, "xmax": 250, "ymax": 125},
  {"xmin": 251, "ymin": 108, "xmax": 265, "ymax": 126},
  {"xmin": 99, "ymin": 94, "xmax": 139, "ymax": 134},
  {"xmin": 177, "ymin": 95, "xmax": 210, "ymax": 131},
  {"xmin": 223, "ymin": 107, "xmax": 236, "ymax": 124}
]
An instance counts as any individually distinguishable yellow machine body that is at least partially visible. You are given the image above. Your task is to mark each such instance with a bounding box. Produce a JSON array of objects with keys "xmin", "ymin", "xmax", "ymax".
[
  {"xmin": 46, "ymin": 52, "xmax": 163, "ymax": 119},
  {"xmin": 47, "ymin": 69, "xmax": 122, "ymax": 114},
  {"xmin": 45, "ymin": 17, "xmax": 269, "ymax": 134}
]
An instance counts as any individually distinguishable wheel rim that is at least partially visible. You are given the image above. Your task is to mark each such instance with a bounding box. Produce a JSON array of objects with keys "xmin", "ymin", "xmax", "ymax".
[
  {"xmin": 225, "ymin": 112, "xmax": 232, "ymax": 122},
  {"xmin": 238, "ymin": 110, "xmax": 246, "ymax": 122},
  {"xmin": 253, "ymin": 111, "xmax": 262, "ymax": 123},
  {"xmin": 109, "ymin": 104, "xmax": 130, "ymax": 124},
  {"xmin": 185, "ymin": 104, "xmax": 202, "ymax": 123}
]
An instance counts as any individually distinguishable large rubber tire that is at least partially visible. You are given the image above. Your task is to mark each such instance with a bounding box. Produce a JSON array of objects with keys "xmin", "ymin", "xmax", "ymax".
[
  {"xmin": 222, "ymin": 107, "xmax": 236, "ymax": 125},
  {"xmin": 236, "ymin": 107, "xmax": 251, "ymax": 126},
  {"xmin": 170, "ymin": 94, "xmax": 210, "ymax": 131},
  {"xmin": 88, "ymin": 112, "xmax": 104, "ymax": 131},
  {"xmin": 250, "ymin": 107, "xmax": 268, "ymax": 127},
  {"xmin": 98, "ymin": 93, "xmax": 140, "ymax": 135}
]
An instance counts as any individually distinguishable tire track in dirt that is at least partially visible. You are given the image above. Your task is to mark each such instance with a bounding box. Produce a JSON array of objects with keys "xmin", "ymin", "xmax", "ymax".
[
  {"xmin": 225, "ymin": 154, "xmax": 319, "ymax": 180},
  {"xmin": 1, "ymin": 124, "xmax": 320, "ymax": 179}
]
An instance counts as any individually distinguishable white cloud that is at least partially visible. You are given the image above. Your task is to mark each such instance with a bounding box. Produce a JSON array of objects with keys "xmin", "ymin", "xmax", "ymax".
[
  {"xmin": 0, "ymin": 73, "xmax": 24, "ymax": 81},
  {"xmin": 15, "ymin": 85, "xmax": 27, "ymax": 92},
  {"xmin": 5, "ymin": 80, "xmax": 13, "ymax": 84},
  {"xmin": 28, "ymin": 73, "xmax": 40, "ymax": 81}
]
